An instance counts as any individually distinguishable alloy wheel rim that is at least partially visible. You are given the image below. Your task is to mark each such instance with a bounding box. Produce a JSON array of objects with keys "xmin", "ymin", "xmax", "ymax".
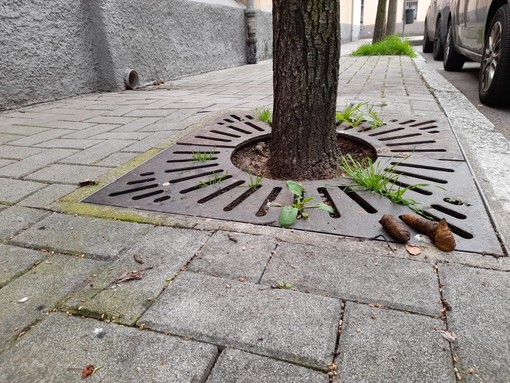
[
  {"xmin": 481, "ymin": 21, "xmax": 502, "ymax": 92},
  {"xmin": 445, "ymin": 27, "xmax": 451, "ymax": 58}
]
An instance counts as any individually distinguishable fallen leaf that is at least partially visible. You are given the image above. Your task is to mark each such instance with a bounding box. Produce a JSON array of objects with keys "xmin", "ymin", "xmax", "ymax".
[
  {"xmin": 237, "ymin": 276, "xmax": 246, "ymax": 282},
  {"xmin": 17, "ymin": 297, "xmax": 30, "ymax": 303},
  {"xmin": 82, "ymin": 364, "xmax": 94, "ymax": 379},
  {"xmin": 116, "ymin": 270, "xmax": 144, "ymax": 283},
  {"xmin": 79, "ymin": 179, "xmax": 98, "ymax": 187},
  {"xmin": 405, "ymin": 244, "xmax": 422, "ymax": 256},
  {"xmin": 438, "ymin": 329, "xmax": 457, "ymax": 342},
  {"xmin": 133, "ymin": 254, "xmax": 144, "ymax": 264}
]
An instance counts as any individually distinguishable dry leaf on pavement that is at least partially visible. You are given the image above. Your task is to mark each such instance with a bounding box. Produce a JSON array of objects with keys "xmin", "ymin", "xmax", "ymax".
[
  {"xmin": 81, "ymin": 364, "xmax": 94, "ymax": 379},
  {"xmin": 405, "ymin": 244, "xmax": 422, "ymax": 256},
  {"xmin": 438, "ymin": 329, "xmax": 457, "ymax": 342}
]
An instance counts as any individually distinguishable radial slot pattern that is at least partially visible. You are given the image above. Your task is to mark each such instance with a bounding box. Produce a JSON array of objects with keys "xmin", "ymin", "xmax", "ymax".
[{"xmin": 83, "ymin": 112, "xmax": 502, "ymax": 255}]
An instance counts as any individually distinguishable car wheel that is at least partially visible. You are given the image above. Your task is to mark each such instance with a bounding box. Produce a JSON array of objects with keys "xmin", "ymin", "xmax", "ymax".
[
  {"xmin": 479, "ymin": 4, "xmax": 510, "ymax": 106},
  {"xmin": 432, "ymin": 18, "xmax": 444, "ymax": 60},
  {"xmin": 423, "ymin": 19, "xmax": 434, "ymax": 53},
  {"xmin": 443, "ymin": 21, "xmax": 465, "ymax": 71}
]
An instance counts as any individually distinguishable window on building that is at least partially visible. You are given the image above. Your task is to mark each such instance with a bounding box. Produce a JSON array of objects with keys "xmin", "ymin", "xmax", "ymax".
[{"xmin": 405, "ymin": 0, "xmax": 418, "ymax": 19}]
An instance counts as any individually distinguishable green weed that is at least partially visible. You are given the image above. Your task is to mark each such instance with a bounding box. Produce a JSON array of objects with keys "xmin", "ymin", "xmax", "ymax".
[
  {"xmin": 336, "ymin": 102, "xmax": 384, "ymax": 129},
  {"xmin": 197, "ymin": 171, "xmax": 229, "ymax": 188},
  {"xmin": 351, "ymin": 35, "xmax": 416, "ymax": 58},
  {"xmin": 340, "ymin": 154, "xmax": 426, "ymax": 210},
  {"xmin": 279, "ymin": 180, "xmax": 335, "ymax": 227},
  {"xmin": 192, "ymin": 149, "xmax": 216, "ymax": 162},
  {"xmin": 245, "ymin": 166, "xmax": 263, "ymax": 192},
  {"xmin": 255, "ymin": 107, "xmax": 272, "ymax": 125}
]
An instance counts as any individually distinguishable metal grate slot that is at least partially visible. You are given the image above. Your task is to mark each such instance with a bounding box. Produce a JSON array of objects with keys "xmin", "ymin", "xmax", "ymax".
[
  {"xmin": 390, "ymin": 163, "xmax": 455, "ymax": 172},
  {"xmin": 140, "ymin": 172, "xmax": 155, "ymax": 176},
  {"xmin": 391, "ymin": 149, "xmax": 447, "ymax": 153},
  {"xmin": 164, "ymin": 164, "xmax": 218, "ymax": 173},
  {"xmin": 339, "ymin": 187, "xmax": 378, "ymax": 214},
  {"xmin": 223, "ymin": 185, "xmax": 262, "ymax": 211},
  {"xmin": 256, "ymin": 187, "xmax": 282, "ymax": 217},
  {"xmin": 180, "ymin": 176, "xmax": 233, "ymax": 194},
  {"xmin": 244, "ymin": 121, "xmax": 265, "ymax": 132},
  {"xmin": 388, "ymin": 170, "xmax": 448, "ymax": 184},
  {"xmin": 391, "ymin": 180, "xmax": 433, "ymax": 195},
  {"xmin": 410, "ymin": 120, "xmax": 436, "ymax": 127},
  {"xmin": 224, "ymin": 118, "xmax": 235, "ymax": 123},
  {"xmin": 169, "ymin": 169, "xmax": 225, "ymax": 184},
  {"xmin": 386, "ymin": 140, "xmax": 436, "ymax": 147},
  {"xmin": 379, "ymin": 133, "xmax": 421, "ymax": 141},
  {"xmin": 154, "ymin": 196, "xmax": 170, "ymax": 203},
  {"xmin": 132, "ymin": 190, "xmax": 164, "ymax": 200},
  {"xmin": 127, "ymin": 178, "xmax": 156, "ymax": 185},
  {"xmin": 428, "ymin": 130, "xmax": 440, "ymax": 134},
  {"xmin": 444, "ymin": 197, "xmax": 472, "ymax": 206},
  {"xmin": 173, "ymin": 150, "xmax": 220, "ymax": 155},
  {"xmin": 399, "ymin": 120, "xmax": 416, "ymax": 124},
  {"xmin": 109, "ymin": 184, "xmax": 159, "ymax": 197},
  {"xmin": 430, "ymin": 204, "xmax": 467, "ymax": 219},
  {"xmin": 230, "ymin": 115, "xmax": 243, "ymax": 121},
  {"xmin": 368, "ymin": 127, "xmax": 405, "ymax": 136},
  {"xmin": 194, "ymin": 135, "xmax": 232, "ymax": 143},
  {"xmin": 197, "ymin": 181, "xmax": 245, "ymax": 204},
  {"xmin": 227, "ymin": 125, "xmax": 252, "ymax": 135},
  {"xmin": 210, "ymin": 130, "xmax": 241, "ymax": 138},
  {"xmin": 419, "ymin": 126, "xmax": 439, "ymax": 130},
  {"xmin": 317, "ymin": 187, "xmax": 340, "ymax": 218}
]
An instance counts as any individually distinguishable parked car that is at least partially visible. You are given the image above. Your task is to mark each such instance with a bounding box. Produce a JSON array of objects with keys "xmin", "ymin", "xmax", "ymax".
[
  {"xmin": 426, "ymin": 0, "xmax": 510, "ymax": 106},
  {"xmin": 423, "ymin": 0, "xmax": 451, "ymax": 61}
]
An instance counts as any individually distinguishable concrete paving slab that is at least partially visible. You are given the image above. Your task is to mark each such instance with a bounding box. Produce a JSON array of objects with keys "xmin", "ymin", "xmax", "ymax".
[
  {"xmin": 12, "ymin": 213, "xmax": 151, "ymax": 260},
  {"xmin": 0, "ymin": 148, "xmax": 78, "ymax": 178},
  {"xmin": 0, "ymin": 206, "xmax": 49, "ymax": 240},
  {"xmin": 0, "ymin": 313, "xmax": 218, "ymax": 383},
  {"xmin": 338, "ymin": 303, "xmax": 455, "ymax": 383},
  {"xmin": 17, "ymin": 184, "xmax": 77, "ymax": 208},
  {"xmin": 95, "ymin": 151, "xmax": 137, "ymax": 167},
  {"xmin": 90, "ymin": 132, "xmax": 150, "ymax": 141},
  {"xmin": 262, "ymin": 242, "xmax": 442, "ymax": 316},
  {"xmin": 0, "ymin": 133, "xmax": 21, "ymax": 144},
  {"xmin": 139, "ymin": 271, "xmax": 341, "ymax": 369},
  {"xmin": 25, "ymin": 163, "xmax": 110, "ymax": 184},
  {"xmin": 0, "ymin": 159, "xmax": 13, "ymax": 168},
  {"xmin": 64, "ymin": 227, "xmax": 210, "ymax": 324},
  {"xmin": 207, "ymin": 348, "xmax": 328, "ymax": 383},
  {"xmin": 0, "ymin": 178, "xmax": 45, "ymax": 204},
  {"xmin": 61, "ymin": 123, "xmax": 120, "ymax": 139},
  {"xmin": 34, "ymin": 138, "xmax": 103, "ymax": 149},
  {"xmin": 187, "ymin": 231, "xmax": 277, "ymax": 283},
  {"xmin": 440, "ymin": 264, "xmax": 510, "ymax": 382},
  {"xmin": 0, "ymin": 145, "xmax": 42, "ymax": 160},
  {"xmin": 0, "ymin": 243, "xmax": 45, "ymax": 288},
  {"xmin": 62, "ymin": 140, "xmax": 132, "ymax": 165},
  {"xmin": 123, "ymin": 131, "xmax": 180, "ymax": 152},
  {"xmin": 0, "ymin": 253, "xmax": 101, "ymax": 353},
  {"xmin": 7, "ymin": 128, "xmax": 70, "ymax": 146}
]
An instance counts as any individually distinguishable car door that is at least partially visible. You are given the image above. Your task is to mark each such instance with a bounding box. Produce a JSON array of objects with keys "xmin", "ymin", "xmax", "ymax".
[{"xmin": 457, "ymin": 0, "xmax": 491, "ymax": 52}]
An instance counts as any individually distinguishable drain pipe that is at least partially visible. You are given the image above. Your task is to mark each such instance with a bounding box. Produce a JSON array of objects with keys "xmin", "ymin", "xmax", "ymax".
[{"xmin": 245, "ymin": 0, "xmax": 257, "ymax": 64}]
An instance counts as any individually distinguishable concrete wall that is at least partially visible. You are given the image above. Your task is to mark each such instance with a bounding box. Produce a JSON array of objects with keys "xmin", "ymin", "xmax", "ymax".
[{"xmin": 0, "ymin": 0, "xmax": 273, "ymax": 110}]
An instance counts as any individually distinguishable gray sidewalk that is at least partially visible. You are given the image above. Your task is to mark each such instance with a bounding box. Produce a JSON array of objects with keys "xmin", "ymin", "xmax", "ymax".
[{"xmin": 0, "ymin": 44, "xmax": 509, "ymax": 382}]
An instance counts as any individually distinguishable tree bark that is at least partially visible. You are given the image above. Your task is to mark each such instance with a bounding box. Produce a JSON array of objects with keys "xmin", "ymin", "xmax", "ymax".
[
  {"xmin": 372, "ymin": 0, "xmax": 387, "ymax": 43},
  {"xmin": 385, "ymin": 0, "xmax": 398, "ymax": 36},
  {"xmin": 269, "ymin": 0, "xmax": 340, "ymax": 180}
]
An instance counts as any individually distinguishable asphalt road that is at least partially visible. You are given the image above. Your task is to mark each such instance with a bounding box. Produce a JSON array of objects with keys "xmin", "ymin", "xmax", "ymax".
[{"xmin": 420, "ymin": 50, "xmax": 510, "ymax": 140}]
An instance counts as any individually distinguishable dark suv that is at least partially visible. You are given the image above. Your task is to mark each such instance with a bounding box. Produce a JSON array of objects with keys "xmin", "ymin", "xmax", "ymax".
[{"xmin": 425, "ymin": 0, "xmax": 510, "ymax": 106}]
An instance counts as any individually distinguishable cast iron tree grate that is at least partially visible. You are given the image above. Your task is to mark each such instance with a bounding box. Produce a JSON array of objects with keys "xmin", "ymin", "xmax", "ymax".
[{"xmin": 83, "ymin": 112, "xmax": 502, "ymax": 255}]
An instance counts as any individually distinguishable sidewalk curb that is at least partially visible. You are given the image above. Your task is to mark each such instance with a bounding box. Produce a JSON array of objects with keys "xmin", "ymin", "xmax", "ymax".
[{"xmin": 414, "ymin": 53, "xmax": 510, "ymax": 254}]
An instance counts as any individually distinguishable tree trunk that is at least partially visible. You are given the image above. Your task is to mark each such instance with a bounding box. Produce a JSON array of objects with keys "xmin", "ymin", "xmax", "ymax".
[
  {"xmin": 372, "ymin": 0, "xmax": 387, "ymax": 43},
  {"xmin": 269, "ymin": 0, "xmax": 340, "ymax": 180},
  {"xmin": 385, "ymin": 0, "xmax": 398, "ymax": 36}
]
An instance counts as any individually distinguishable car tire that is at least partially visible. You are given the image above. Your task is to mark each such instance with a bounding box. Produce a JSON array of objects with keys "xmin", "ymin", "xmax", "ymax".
[
  {"xmin": 443, "ymin": 21, "xmax": 465, "ymax": 71},
  {"xmin": 432, "ymin": 18, "xmax": 444, "ymax": 60},
  {"xmin": 423, "ymin": 19, "xmax": 434, "ymax": 53},
  {"xmin": 479, "ymin": 4, "xmax": 510, "ymax": 106}
]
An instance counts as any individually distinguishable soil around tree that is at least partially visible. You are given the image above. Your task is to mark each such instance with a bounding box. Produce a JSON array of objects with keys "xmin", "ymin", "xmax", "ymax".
[{"xmin": 231, "ymin": 134, "xmax": 377, "ymax": 181}]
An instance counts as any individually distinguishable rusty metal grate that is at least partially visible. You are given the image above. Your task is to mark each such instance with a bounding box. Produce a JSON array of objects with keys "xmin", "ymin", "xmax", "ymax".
[{"xmin": 83, "ymin": 112, "xmax": 502, "ymax": 255}]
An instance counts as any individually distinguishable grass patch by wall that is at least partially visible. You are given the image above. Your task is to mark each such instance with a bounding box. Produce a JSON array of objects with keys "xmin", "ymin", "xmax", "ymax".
[{"xmin": 352, "ymin": 35, "xmax": 416, "ymax": 58}]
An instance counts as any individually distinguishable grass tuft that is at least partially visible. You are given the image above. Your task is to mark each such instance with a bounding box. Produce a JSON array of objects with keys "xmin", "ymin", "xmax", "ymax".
[
  {"xmin": 352, "ymin": 35, "xmax": 416, "ymax": 58},
  {"xmin": 255, "ymin": 107, "xmax": 272, "ymax": 125},
  {"xmin": 340, "ymin": 154, "xmax": 426, "ymax": 210}
]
